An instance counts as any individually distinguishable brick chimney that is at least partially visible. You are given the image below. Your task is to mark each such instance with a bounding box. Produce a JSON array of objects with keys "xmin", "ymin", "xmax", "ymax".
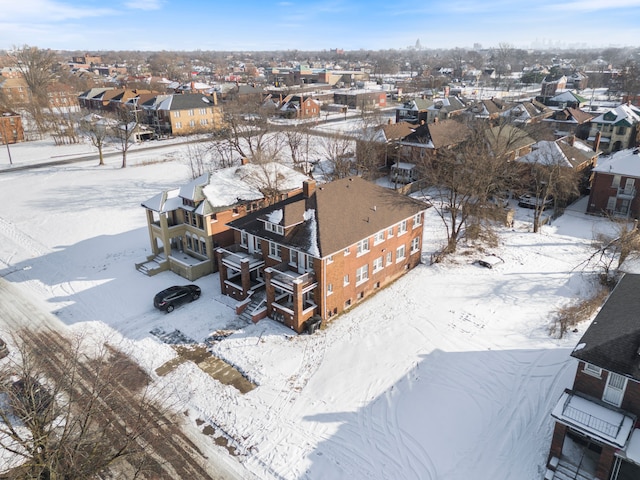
[
  {"xmin": 568, "ymin": 135, "xmax": 575, "ymax": 146},
  {"xmin": 303, "ymin": 179, "xmax": 316, "ymax": 198},
  {"xmin": 594, "ymin": 131, "xmax": 601, "ymax": 152}
]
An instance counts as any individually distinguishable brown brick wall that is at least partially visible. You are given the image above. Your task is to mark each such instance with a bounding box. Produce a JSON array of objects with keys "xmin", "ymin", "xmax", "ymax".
[
  {"xmin": 547, "ymin": 422, "xmax": 567, "ymax": 466},
  {"xmin": 573, "ymin": 362, "xmax": 607, "ymax": 399},
  {"xmin": 587, "ymin": 171, "xmax": 640, "ymax": 218}
]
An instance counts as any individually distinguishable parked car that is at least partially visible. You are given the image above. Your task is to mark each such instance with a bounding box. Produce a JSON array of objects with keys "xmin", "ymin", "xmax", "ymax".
[
  {"xmin": 153, "ymin": 285, "xmax": 201, "ymax": 313},
  {"xmin": 0, "ymin": 337, "xmax": 8, "ymax": 359},
  {"xmin": 475, "ymin": 255, "xmax": 504, "ymax": 269},
  {"xmin": 518, "ymin": 193, "xmax": 553, "ymax": 209}
]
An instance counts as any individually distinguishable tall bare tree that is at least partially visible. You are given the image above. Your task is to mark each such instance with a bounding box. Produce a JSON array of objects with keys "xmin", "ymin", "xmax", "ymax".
[
  {"xmin": 9, "ymin": 46, "xmax": 59, "ymax": 137},
  {"xmin": 0, "ymin": 328, "xmax": 174, "ymax": 479},
  {"xmin": 316, "ymin": 134, "xmax": 356, "ymax": 181},
  {"xmin": 80, "ymin": 111, "xmax": 113, "ymax": 166}
]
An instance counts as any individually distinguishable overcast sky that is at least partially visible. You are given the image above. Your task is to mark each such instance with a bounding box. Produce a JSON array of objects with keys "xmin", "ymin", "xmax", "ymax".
[{"xmin": 1, "ymin": 0, "xmax": 640, "ymax": 52}]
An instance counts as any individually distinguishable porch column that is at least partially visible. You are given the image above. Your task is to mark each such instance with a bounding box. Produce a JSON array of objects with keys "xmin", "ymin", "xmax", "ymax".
[
  {"xmin": 240, "ymin": 258, "xmax": 251, "ymax": 298},
  {"xmin": 595, "ymin": 445, "xmax": 616, "ymax": 480},
  {"xmin": 292, "ymin": 279, "xmax": 304, "ymax": 333},
  {"xmin": 547, "ymin": 423, "xmax": 567, "ymax": 468},
  {"xmin": 215, "ymin": 249, "xmax": 227, "ymax": 295},
  {"xmin": 145, "ymin": 210, "xmax": 158, "ymax": 255},
  {"xmin": 159, "ymin": 212, "xmax": 171, "ymax": 258},
  {"xmin": 264, "ymin": 268, "xmax": 275, "ymax": 316}
]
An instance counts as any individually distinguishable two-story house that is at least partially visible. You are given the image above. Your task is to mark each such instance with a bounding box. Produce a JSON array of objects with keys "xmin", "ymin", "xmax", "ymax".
[
  {"xmin": 138, "ymin": 161, "xmax": 309, "ymax": 280},
  {"xmin": 145, "ymin": 93, "xmax": 224, "ymax": 136},
  {"xmin": 545, "ymin": 273, "xmax": 640, "ymax": 480},
  {"xmin": 544, "ymin": 107, "xmax": 595, "ymax": 139},
  {"xmin": 395, "ymin": 97, "xmax": 433, "ymax": 125},
  {"xmin": 0, "ymin": 110, "xmax": 24, "ymax": 144},
  {"xmin": 587, "ymin": 148, "xmax": 640, "ymax": 219},
  {"xmin": 277, "ymin": 95, "xmax": 321, "ymax": 119},
  {"xmin": 587, "ymin": 104, "xmax": 640, "ymax": 155},
  {"xmin": 426, "ymin": 96, "xmax": 468, "ymax": 123},
  {"xmin": 215, "ymin": 177, "xmax": 429, "ymax": 333}
]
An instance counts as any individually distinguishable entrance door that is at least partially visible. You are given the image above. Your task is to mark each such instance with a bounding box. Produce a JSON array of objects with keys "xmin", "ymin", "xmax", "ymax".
[{"xmin": 603, "ymin": 372, "xmax": 627, "ymax": 407}]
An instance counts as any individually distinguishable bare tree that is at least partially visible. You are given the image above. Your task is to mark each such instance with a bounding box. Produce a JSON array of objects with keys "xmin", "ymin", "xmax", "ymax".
[
  {"xmin": 112, "ymin": 108, "xmax": 141, "ymax": 168},
  {"xmin": 517, "ymin": 153, "xmax": 580, "ymax": 233},
  {"xmin": 0, "ymin": 328, "xmax": 175, "ymax": 479},
  {"xmin": 80, "ymin": 111, "xmax": 113, "ymax": 166},
  {"xmin": 417, "ymin": 121, "xmax": 516, "ymax": 255},
  {"xmin": 283, "ymin": 125, "xmax": 315, "ymax": 174},
  {"xmin": 316, "ymin": 134, "xmax": 356, "ymax": 181},
  {"xmin": 219, "ymin": 100, "xmax": 277, "ymax": 160},
  {"xmin": 9, "ymin": 46, "xmax": 59, "ymax": 137}
]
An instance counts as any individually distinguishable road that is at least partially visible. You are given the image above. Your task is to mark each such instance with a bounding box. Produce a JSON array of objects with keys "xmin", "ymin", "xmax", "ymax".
[{"xmin": 0, "ymin": 278, "xmax": 245, "ymax": 480}]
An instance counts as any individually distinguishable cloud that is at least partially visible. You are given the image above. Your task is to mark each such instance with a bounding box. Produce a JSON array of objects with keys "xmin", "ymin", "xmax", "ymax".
[
  {"xmin": 123, "ymin": 0, "xmax": 164, "ymax": 10},
  {"xmin": 2, "ymin": 0, "xmax": 115, "ymax": 21}
]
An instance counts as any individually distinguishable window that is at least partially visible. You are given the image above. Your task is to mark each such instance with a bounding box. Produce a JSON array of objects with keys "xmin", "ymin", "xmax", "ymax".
[
  {"xmin": 612, "ymin": 175, "xmax": 622, "ymax": 188},
  {"xmin": 398, "ymin": 220, "xmax": 408, "ymax": 235},
  {"xmin": 411, "ymin": 236, "xmax": 421, "ymax": 254},
  {"xmin": 345, "ymin": 299, "xmax": 352, "ymax": 308},
  {"xmin": 374, "ymin": 231, "xmax": 385, "ymax": 245},
  {"xmin": 188, "ymin": 109, "xmax": 194, "ymax": 116},
  {"xmin": 373, "ymin": 256, "xmax": 383, "ymax": 273},
  {"xmin": 269, "ymin": 241, "xmax": 282, "ymax": 260},
  {"xmin": 583, "ymin": 363, "xmax": 602, "ymax": 378},
  {"xmin": 306, "ymin": 255, "xmax": 314, "ymax": 271},
  {"xmin": 387, "ymin": 227, "xmax": 394, "ymax": 237},
  {"xmin": 617, "ymin": 126, "xmax": 626, "ymax": 135},
  {"xmin": 327, "ymin": 283, "xmax": 333, "ymax": 295},
  {"xmin": 413, "ymin": 213, "xmax": 422, "ymax": 228},
  {"xmin": 290, "ymin": 249, "xmax": 298, "ymax": 266},
  {"xmin": 396, "ymin": 245, "xmax": 406, "ymax": 262},
  {"xmin": 357, "ymin": 238, "xmax": 370, "ymax": 256},
  {"xmin": 175, "ymin": 121, "xmax": 182, "ymax": 129},
  {"xmin": 189, "ymin": 120, "xmax": 196, "ymax": 127},
  {"xmin": 200, "ymin": 119, "xmax": 208, "ymax": 126},
  {"xmin": 199, "ymin": 108, "xmax": 207, "ymax": 115},
  {"xmin": 173, "ymin": 111, "xmax": 180, "ymax": 118},
  {"xmin": 200, "ymin": 237, "xmax": 207, "ymax": 255},
  {"xmin": 240, "ymin": 231, "xmax": 248, "ymax": 247},
  {"xmin": 344, "ymin": 247, "xmax": 351, "ymax": 256},
  {"xmin": 357, "ymin": 292, "xmax": 364, "ymax": 300},
  {"xmin": 603, "ymin": 371, "xmax": 627, "ymax": 407},
  {"xmin": 265, "ymin": 222, "xmax": 284, "ymax": 235},
  {"xmin": 356, "ymin": 264, "xmax": 369, "ymax": 285},
  {"xmin": 327, "ymin": 255, "xmax": 334, "ymax": 264},
  {"xmin": 386, "ymin": 251, "xmax": 393, "ymax": 266},
  {"xmin": 344, "ymin": 274, "xmax": 350, "ymax": 286}
]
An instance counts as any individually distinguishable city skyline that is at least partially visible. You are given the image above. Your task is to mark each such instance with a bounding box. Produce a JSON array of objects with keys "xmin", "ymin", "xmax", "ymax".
[{"xmin": 2, "ymin": 0, "xmax": 640, "ymax": 52}]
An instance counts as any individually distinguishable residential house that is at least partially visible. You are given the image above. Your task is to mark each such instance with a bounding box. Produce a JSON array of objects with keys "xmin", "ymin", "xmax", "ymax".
[
  {"xmin": 356, "ymin": 121, "xmax": 416, "ymax": 173},
  {"xmin": 544, "ymin": 107, "xmax": 595, "ymax": 139},
  {"xmin": 145, "ymin": 93, "xmax": 223, "ymax": 136},
  {"xmin": 0, "ymin": 76, "xmax": 29, "ymax": 107},
  {"xmin": 467, "ymin": 97, "xmax": 510, "ymax": 120},
  {"xmin": 566, "ymin": 72, "xmax": 589, "ymax": 90},
  {"xmin": 587, "ymin": 104, "xmax": 640, "ymax": 155},
  {"xmin": 587, "ymin": 148, "xmax": 640, "ymax": 219},
  {"xmin": 426, "ymin": 96, "xmax": 468, "ymax": 123},
  {"xmin": 397, "ymin": 118, "xmax": 471, "ymax": 163},
  {"xmin": 545, "ymin": 273, "xmax": 640, "ymax": 480},
  {"xmin": 395, "ymin": 97, "xmax": 433, "ymax": 124},
  {"xmin": 77, "ymin": 87, "xmax": 116, "ymax": 110},
  {"xmin": 538, "ymin": 91, "xmax": 589, "ymax": 110},
  {"xmin": 216, "ymin": 177, "xmax": 429, "ymax": 333},
  {"xmin": 0, "ymin": 110, "xmax": 24, "ymax": 144},
  {"xmin": 500, "ymin": 99, "xmax": 554, "ymax": 125},
  {"xmin": 138, "ymin": 161, "xmax": 310, "ymax": 280},
  {"xmin": 485, "ymin": 124, "xmax": 537, "ymax": 161},
  {"xmin": 277, "ymin": 95, "xmax": 320, "ymax": 119},
  {"xmin": 541, "ymin": 75, "xmax": 567, "ymax": 98}
]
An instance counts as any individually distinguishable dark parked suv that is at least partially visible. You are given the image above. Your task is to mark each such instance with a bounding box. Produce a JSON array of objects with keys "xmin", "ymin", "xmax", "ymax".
[{"xmin": 154, "ymin": 285, "xmax": 201, "ymax": 313}]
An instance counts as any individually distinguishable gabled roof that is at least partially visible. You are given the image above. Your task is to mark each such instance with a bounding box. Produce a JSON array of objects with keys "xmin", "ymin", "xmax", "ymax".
[
  {"xmin": 571, "ymin": 274, "xmax": 640, "ymax": 381},
  {"xmin": 549, "ymin": 91, "xmax": 588, "ymax": 105},
  {"xmin": 518, "ymin": 137, "xmax": 596, "ymax": 170},
  {"xmin": 156, "ymin": 93, "xmax": 218, "ymax": 111},
  {"xmin": 591, "ymin": 104, "xmax": 640, "ymax": 127},
  {"xmin": 228, "ymin": 176, "xmax": 428, "ymax": 258},
  {"xmin": 428, "ymin": 96, "xmax": 468, "ymax": 114},
  {"xmin": 485, "ymin": 124, "xmax": 536, "ymax": 155},
  {"xmin": 593, "ymin": 148, "xmax": 640, "ymax": 177},
  {"xmin": 402, "ymin": 119, "xmax": 471, "ymax": 150},
  {"xmin": 377, "ymin": 122, "xmax": 415, "ymax": 142}
]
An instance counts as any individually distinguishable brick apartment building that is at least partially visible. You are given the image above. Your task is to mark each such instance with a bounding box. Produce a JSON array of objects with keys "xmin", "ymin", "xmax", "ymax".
[{"xmin": 216, "ymin": 177, "xmax": 428, "ymax": 333}]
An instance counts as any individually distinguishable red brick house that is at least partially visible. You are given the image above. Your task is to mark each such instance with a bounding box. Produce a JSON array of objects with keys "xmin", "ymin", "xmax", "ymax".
[
  {"xmin": 587, "ymin": 148, "xmax": 640, "ymax": 219},
  {"xmin": 216, "ymin": 177, "xmax": 428, "ymax": 333},
  {"xmin": 545, "ymin": 274, "xmax": 640, "ymax": 480},
  {"xmin": 0, "ymin": 110, "xmax": 24, "ymax": 144}
]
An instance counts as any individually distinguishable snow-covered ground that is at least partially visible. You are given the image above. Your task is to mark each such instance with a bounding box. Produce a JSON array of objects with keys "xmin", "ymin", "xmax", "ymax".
[{"xmin": 0, "ymin": 136, "xmax": 617, "ymax": 479}]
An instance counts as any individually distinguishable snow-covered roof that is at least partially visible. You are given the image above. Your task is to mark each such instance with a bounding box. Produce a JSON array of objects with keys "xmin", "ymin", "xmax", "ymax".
[
  {"xmin": 202, "ymin": 162, "xmax": 309, "ymax": 208},
  {"xmin": 518, "ymin": 141, "xmax": 573, "ymax": 168},
  {"xmin": 593, "ymin": 148, "xmax": 640, "ymax": 177},
  {"xmin": 141, "ymin": 188, "xmax": 181, "ymax": 213},
  {"xmin": 591, "ymin": 104, "xmax": 640, "ymax": 126}
]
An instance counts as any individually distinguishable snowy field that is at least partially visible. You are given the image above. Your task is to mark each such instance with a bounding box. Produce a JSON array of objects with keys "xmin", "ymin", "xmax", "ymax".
[{"xmin": 0, "ymin": 137, "xmax": 618, "ymax": 479}]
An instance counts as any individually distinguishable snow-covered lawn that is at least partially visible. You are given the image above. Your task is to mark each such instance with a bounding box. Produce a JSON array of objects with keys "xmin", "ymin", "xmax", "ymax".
[{"xmin": 0, "ymin": 137, "xmax": 616, "ymax": 479}]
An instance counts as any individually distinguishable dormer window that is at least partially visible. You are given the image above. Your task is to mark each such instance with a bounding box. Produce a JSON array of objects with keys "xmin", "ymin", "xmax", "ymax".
[{"xmin": 265, "ymin": 222, "xmax": 284, "ymax": 235}]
